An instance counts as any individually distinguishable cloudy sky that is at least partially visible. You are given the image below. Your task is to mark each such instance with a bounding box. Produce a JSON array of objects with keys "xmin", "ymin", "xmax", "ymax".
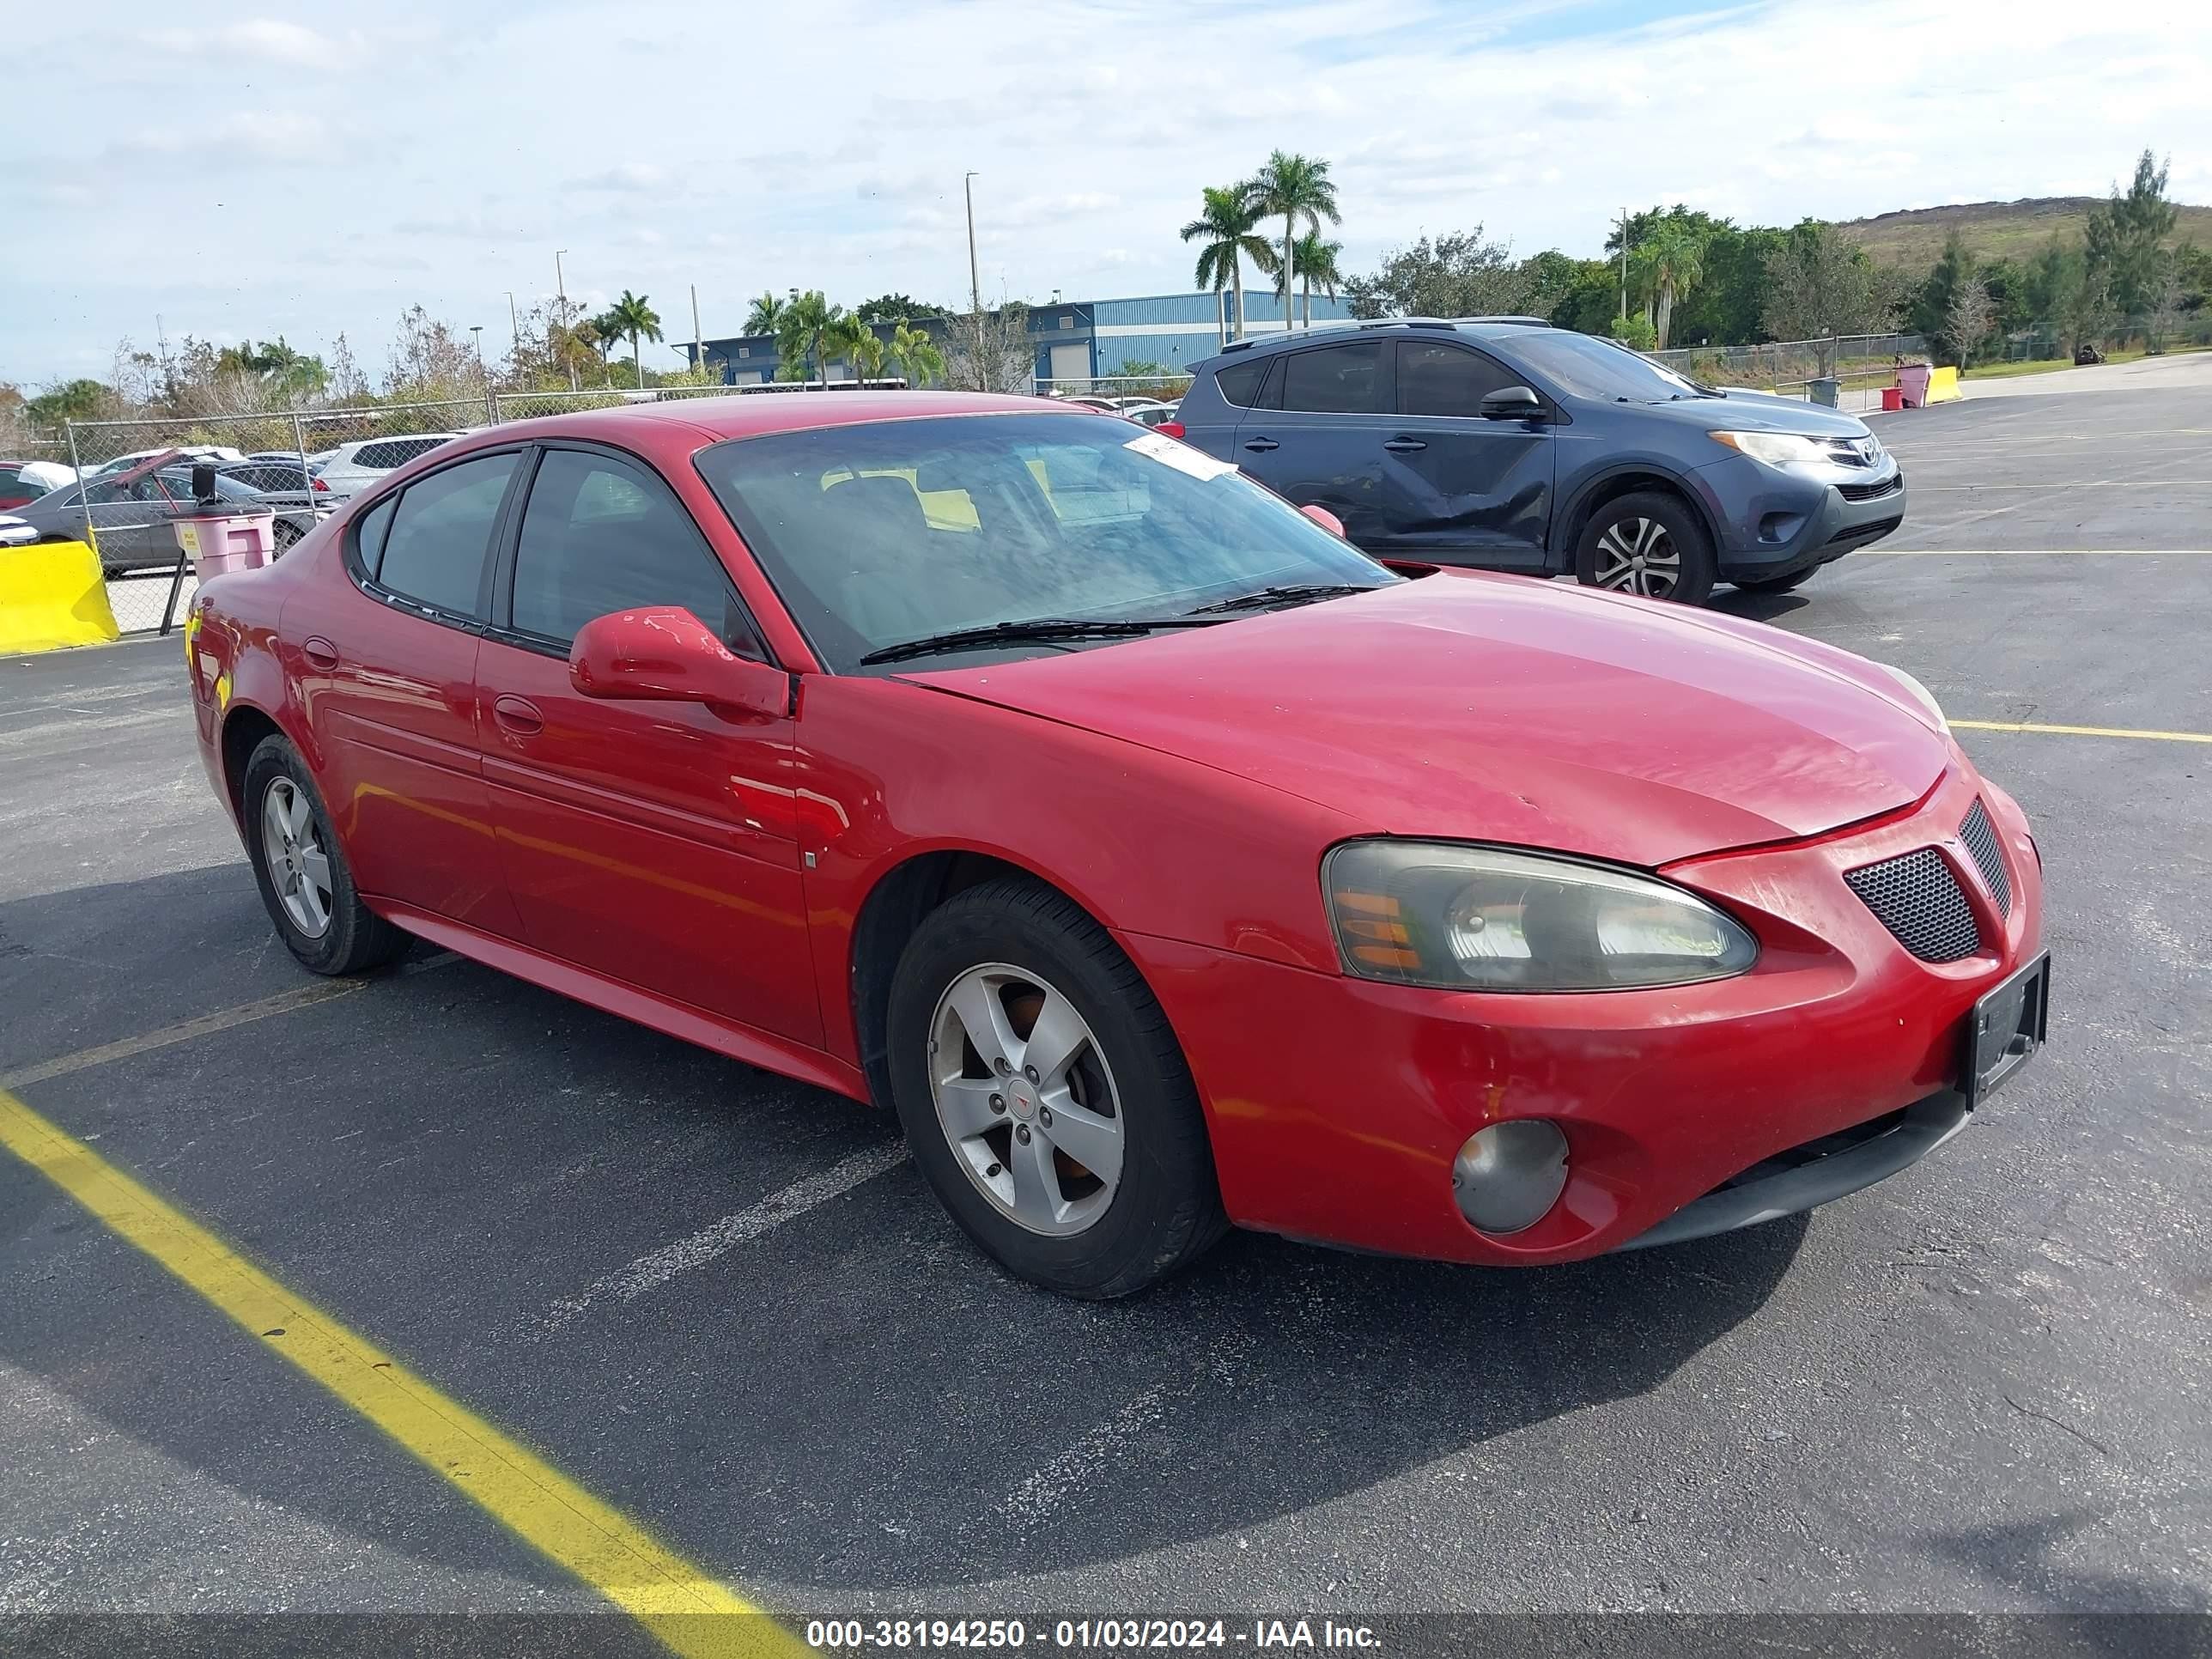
[{"xmin": 3, "ymin": 0, "xmax": 2208, "ymax": 389}]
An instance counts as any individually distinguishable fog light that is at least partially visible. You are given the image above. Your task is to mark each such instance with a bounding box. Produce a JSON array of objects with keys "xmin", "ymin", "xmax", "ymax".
[{"xmin": 1452, "ymin": 1121, "xmax": 1569, "ymax": 1235}]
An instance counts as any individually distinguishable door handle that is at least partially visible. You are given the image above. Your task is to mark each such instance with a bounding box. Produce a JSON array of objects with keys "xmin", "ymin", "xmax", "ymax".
[
  {"xmin": 1383, "ymin": 437, "xmax": 1428, "ymax": 453},
  {"xmin": 492, "ymin": 694, "xmax": 544, "ymax": 736},
  {"xmin": 1243, "ymin": 437, "xmax": 1279, "ymax": 452},
  {"xmin": 301, "ymin": 636, "xmax": 340, "ymax": 672}
]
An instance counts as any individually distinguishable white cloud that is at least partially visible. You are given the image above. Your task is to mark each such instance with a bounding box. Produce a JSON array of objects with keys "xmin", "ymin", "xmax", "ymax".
[{"xmin": 3, "ymin": 0, "xmax": 2209, "ymax": 385}]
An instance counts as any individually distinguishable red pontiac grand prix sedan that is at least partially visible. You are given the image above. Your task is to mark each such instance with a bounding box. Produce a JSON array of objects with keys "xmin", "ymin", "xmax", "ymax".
[{"xmin": 185, "ymin": 392, "xmax": 2048, "ymax": 1297}]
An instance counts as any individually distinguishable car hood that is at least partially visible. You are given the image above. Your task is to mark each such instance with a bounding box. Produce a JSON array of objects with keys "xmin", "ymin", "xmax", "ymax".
[
  {"xmin": 898, "ymin": 572, "xmax": 1949, "ymax": 868},
  {"xmin": 1646, "ymin": 391, "xmax": 1872, "ymax": 439}
]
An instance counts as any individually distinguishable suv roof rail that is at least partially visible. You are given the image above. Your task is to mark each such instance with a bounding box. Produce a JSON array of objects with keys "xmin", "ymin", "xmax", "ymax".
[
  {"xmin": 1452, "ymin": 315, "xmax": 1553, "ymax": 326},
  {"xmin": 1217, "ymin": 315, "xmax": 1455, "ymax": 353}
]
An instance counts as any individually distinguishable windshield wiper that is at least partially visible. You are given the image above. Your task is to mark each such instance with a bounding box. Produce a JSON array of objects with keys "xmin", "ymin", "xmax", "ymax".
[
  {"xmin": 859, "ymin": 616, "xmax": 1226, "ymax": 665},
  {"xmin": 1184, "ymin": 582, "xmax": 1377, "ymax": 615}
]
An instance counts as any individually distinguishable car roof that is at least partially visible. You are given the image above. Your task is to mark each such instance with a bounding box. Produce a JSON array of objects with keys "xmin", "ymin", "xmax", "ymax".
[
  {"xmin": 1200, "ymin": 315, "xmax": 1553, "ymax": 367},
  {"xmin": 435, "ymin": 390, "xmax": 1091, "ymax": 456}
]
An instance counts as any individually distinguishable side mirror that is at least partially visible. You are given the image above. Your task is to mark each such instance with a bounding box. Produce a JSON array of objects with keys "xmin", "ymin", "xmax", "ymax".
[
  {"xmin": 568, "ymin": 606, "xmax": 787, "ymax": 719},
  {"xmin": 1480, "ymin": 385, "xmax": 1545, "ymax": 422},
  {"xmin": 1298, "ymin": 502, "xmax": 1346, "ymax": 537}
]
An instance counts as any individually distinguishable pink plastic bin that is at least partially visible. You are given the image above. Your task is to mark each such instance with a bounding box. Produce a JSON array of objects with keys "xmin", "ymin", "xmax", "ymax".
[{"xmin": 172, "ymin": 511, "xmax": 276, "ymax": 578}]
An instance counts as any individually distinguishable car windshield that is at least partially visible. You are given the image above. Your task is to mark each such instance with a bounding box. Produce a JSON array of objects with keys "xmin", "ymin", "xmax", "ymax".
[
  {"xmin": 696, "ymin": 413, "xmax": 1395, "ymax": 672},
  {"xmin": 1503, "ymin": 329, "xmax": 1710, "ymax": 404}
]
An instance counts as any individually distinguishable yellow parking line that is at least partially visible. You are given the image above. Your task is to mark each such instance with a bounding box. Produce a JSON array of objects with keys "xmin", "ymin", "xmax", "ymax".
[
  {"xmin": 0, "ymin": 952, "xmax": 460, "ymax": 1091},
  {"xmin": 1951, "ymin": 719, "xmax": 2212, "ymax": 744},
  {"xmin": 0, "ymin": 1086, "xmax": 798, "ymax": 1659}
]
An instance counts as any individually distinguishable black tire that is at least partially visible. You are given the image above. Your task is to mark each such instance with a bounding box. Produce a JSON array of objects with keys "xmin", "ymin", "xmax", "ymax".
[
  {"xmin": 1574, "ymin": 489, "xmax": 1717, "ymax": 605},
  {"xmin": 240, "ymin": 734, "xmax": 408, "ymax": 975},
  {"xmin": 885, "ymin": 875, "xmax": 1227, "ymax": 1297},
  {"xmin": 1733, "ymin": 566, "xmax": 1815, "ymax": 593}
]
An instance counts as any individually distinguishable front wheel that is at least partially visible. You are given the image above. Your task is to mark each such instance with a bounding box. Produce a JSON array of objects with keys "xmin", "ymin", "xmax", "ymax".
[
  {"xmin": 885, "ymin": 876, "xmax": 1225, "ymax": 1297},
  {"xmin": 1575, "ymin": 490, "xmax": 1717, "ymax": 605}
]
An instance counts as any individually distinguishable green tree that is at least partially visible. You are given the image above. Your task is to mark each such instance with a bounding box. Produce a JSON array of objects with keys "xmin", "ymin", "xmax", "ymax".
[
  {"xmin": 1760, "ymin": 222, "xmax": 1899, "ymax": 343},
  {"xmin": 1243, "ymin": 152, "xmax": 1340, "ymax": 331},
  {"xmin": 744, "ymin": 292, "xmax": 787, "ymax": 337},
  {"xmin": 1345, "ymin": 227, "xmax": 1528, "ymax": 319},
  {"xmin": 886, "ymin": 319, "xmax": 945, "ymax": 387},
  {"xmin": 1607, "ymin": 314, "xmax": 1658, "ymax": 351},
  {"xmin": 1911, "ymin": 231, "xmax": 1976, "ymax": 362},
  {"xmin": 776, "ymin": 290, "xmax": 848, "ymax": 386},
  {"xmin": 835, "ymin": 317, "xmax": 888, "ymax": 383},
  {"xmin": 1181, "ymin": 184, "xmax": 1277, "ymax": 342},
  {"xmin": 1636, "ymin": 222, "xmax": 1707, "ymax": 349},
  {"xmin": 603, "ymin": 290, "xmax": 663, "ymax": 390},
  {"xmin": 855, "ymin": 294, "xmax": 932, "ymax": 324},
  {"xmin": 1947, "ymin": 276, "xmax": 1996, "ymax": 372},
  {"xmin": 1285, "ymin": 231, "xmax": 1344, "ymax": 327},
  {"xmin": 26, "ymin": 378, "xmax": 112, "ymax": 426},
  {"xmin": 2084, "ymin": 149, "xmax": 2179, "ymax": 323}
]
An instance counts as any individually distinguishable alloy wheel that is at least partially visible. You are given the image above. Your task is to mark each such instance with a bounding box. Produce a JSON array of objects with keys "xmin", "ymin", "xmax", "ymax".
[
  {"xmin": 1592, "ymin": 516, "xmax": 1681, "ymax": 598},
  {"xmin": 928, "ymin": 963, "xmax": 1125, "ymax": 1237},
  {"xmin": 260, "ymin": 777, "xmax": 333, "ymax": 939}
]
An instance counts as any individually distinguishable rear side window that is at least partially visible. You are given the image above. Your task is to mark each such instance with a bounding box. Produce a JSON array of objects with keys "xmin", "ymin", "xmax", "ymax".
[
  {"xmin": 355, "ymin": 441, "xmax": 405, "ymax": 469},
  {"xmin": 1280, "ymin": 342, "xmax": 1391, "ymax": 415},
  {"xmin": 508, "ymin": 448, "xmax": 750, "ymax": 649},
  {"xmin": 1213, "ymin": 360, "xmax": 1268, "ymax": 407},
  {"xmin": 353, "ymin": 495, "xmax": 397, "ymax": 576},
  {"xmin": 1399, "ymin": 342, "xmax": 1521, "ymax": 417},
  {"xmin": 372, "ymin": 453, "xmax": 519, "ymax": 618}
]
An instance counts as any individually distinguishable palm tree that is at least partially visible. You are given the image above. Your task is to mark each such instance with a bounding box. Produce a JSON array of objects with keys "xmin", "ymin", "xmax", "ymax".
[
  {"xmin": 1638, "ymin": 227, "xmax": 1705, "ymax": 350},
  {"xmin": 837, "ymin": 318, "xmax": 887, "ymax": 384},
  {"xmin": 775, "ymin": 290, "xmax": 848, "ymax": 386},
  {"xmin": 603, "ymin": 290, "xmax": 663, "ymax": 389},
  {"xmin": 1243, "ymin": 152, "xmax": 1340, "ymax": 331},
  {"xmin": 1182, "ymin": 184, "xmax": 1277, "ymax": 343},
  {"xmin": 744, "ymin": 291, "xmax": 786, "ymax": 337},
  {"xmin": 583, "ymin": 314, "xmax": 618, "ymax": 384},
  {"xmin": 1285, "ymin": 232, "xmax": 1343, "ymax": 329},
  {"xmin": 887, "ymin": 319, "xmax": 945, "ymax": 387}
]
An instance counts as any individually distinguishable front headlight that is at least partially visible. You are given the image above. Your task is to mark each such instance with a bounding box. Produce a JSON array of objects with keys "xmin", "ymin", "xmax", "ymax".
[
  {"xmin": 1881, "ymin": 665, "xmax": 1948, "ymax": 732},
  {"xmin": 1709, "ymin": 429, "xmax": 1829, "ymax": 466},
  {"xmin": 1326, "ymin": 842, "xmax": 1759, "ymax": 993}
]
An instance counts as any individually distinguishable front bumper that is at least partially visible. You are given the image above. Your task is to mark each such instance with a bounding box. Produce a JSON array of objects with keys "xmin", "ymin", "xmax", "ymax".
[
  {"xmin": 1122, "ymin": 763, "xmax": 2040, "ymax": 1266},
  {"xmin": 1695, "ymin": 452, "xmax": 1907, "ymax": 580}
]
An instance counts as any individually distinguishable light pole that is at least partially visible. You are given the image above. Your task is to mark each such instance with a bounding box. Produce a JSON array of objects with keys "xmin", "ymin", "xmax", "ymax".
[
  {"xmin": 963, "ymin": 172, "xmax": 981, "ymax": 318},
  {"xmin": 505, "ymin": 291, "xmax": 519, "ymax": 358},
  {"xmin": 470, "ymin": 325, "xmax": 485, "ymax": 386},
  {"xmin": 1618, "ymin": 209, "xmax": 1628, "ymax": 321},
  {"xmin": 556, "ymin": 250, "xmax": 576, "ymax": 391}
]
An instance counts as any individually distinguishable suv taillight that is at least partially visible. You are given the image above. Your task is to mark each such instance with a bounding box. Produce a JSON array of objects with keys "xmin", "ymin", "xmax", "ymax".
[
  {"xmin": 1157, "ymin": 421, "xmax": 1185, "ymax": 440},
  {"xmin": 312, "ymin": 476, "xmax": 328, "ymax": 491}
]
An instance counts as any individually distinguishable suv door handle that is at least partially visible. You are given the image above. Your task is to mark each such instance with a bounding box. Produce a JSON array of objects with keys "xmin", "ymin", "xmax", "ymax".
[
  {"xmin": 301, "ymin": 636, "xmax": 340, "ymax": 672},
  {"xmin": 1243, "ymin": 436, "xmax": 1279, "ymax": 453},
  {"xmin": 1383, "ymin": 437, "xmax": 1428, "ymax": 453},
  {"xmin": 492, "ymin": 695, "xmax": 544, "ymax": 736}
]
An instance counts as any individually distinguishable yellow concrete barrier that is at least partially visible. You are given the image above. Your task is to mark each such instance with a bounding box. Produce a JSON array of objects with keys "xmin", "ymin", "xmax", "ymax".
[
  {"xmin": 1927, "ymin": 366, "xmax": 1962, "ymax": 404},
  {"xmin": 0, "ymin": 540, "xmax": 122, "ymax": 655}
]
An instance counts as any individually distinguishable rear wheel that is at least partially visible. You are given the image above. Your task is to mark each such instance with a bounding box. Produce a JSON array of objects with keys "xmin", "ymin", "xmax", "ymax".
[
  {"xmin": 241, "ymin": 734, "xmax": 407, "ymax": 975},
  {"xmin": 1576, "ymin": 490, "xmax": 1717, "ymax": 605},
  {"xmin": 886, "ymin": 876, "xmax": 1225, "ymax": 1297}
]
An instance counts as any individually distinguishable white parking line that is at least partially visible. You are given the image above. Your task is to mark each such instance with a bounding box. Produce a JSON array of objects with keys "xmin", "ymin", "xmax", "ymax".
[
  {"xmin": 1000, "ymin": 1387, "xmax": 1167, "ymax": 1528},
  {"xmin": 539, "ymin": 1140, "xmax": 909, "ymax": 1334}
]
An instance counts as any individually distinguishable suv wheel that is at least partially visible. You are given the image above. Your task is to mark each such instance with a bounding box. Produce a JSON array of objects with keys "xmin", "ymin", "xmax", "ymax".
[{"xmin": 1576, "ymin": 491, "xmax": 1716, "ymax": 605}]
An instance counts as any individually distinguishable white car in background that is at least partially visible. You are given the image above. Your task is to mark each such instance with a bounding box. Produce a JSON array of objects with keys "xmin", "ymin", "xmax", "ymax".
[
  {"xmin": 87, "ymin": 444, "xmax": 246, "ymax": 478},
  {"xmin": 309, "ymin": 433, "xmax": 465, "ymax": 499}
]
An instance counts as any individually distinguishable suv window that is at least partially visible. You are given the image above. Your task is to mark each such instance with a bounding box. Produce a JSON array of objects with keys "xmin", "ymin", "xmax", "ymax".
[
  {"xmin": 354, "ymin": 495, "xmax": 397, "ymax": 574},
  {"xmin": 1399, "ymin": 341, "xmax": 1521, "ymax": 417},
  {"xmin": 354, "ymin": 441, "xmax": 413, "ymax": 470},
  {"xmin": 1280, "ymin": 341, "xmax": 1391, "ymax": 415},
  {"xmin": 509, "ymin": 448, "xmax": 748, "ymax": 648},
  {"xmin": 1213, "ymin": 360, "xmax": 1268, "ymax": 407},
  {"xmin": 373, "ymin": 453, "xmax": 519, "ymax": 618}
]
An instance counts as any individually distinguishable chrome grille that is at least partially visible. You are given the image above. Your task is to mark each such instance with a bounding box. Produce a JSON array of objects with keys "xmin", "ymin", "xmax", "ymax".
[
  {"xmin": 1821, "ymin": 436, "xmax": 1881, "ymax": 467},
  {"xmin": 1844, "ymin": 848, "xmax": 1981, "ymax": 963},
  {"xmin": 1838, "ymin": 474, "xmax": 1903, "ymax": 501},
  {"xmin": 1960, "ymin": 799, "xmax": 2012, "ymax": 917}
]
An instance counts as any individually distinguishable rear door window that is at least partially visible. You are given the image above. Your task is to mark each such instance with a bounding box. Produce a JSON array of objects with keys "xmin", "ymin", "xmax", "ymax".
[
  {"xmin": 372, "ymin": 453, "xmax": 520, "ymax": 619},
  {"xmin": 1398, "ymin": 341, "xmax": 1521, "ymax": 417},
  {"xmin": 1279, "ymin": 342, "xmax": 1392, "ymax": 415}
]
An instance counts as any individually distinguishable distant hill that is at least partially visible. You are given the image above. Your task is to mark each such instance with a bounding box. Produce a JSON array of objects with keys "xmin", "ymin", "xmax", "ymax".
[{"xmin": 1838, "ymin": 197, "xmax": 2212, "ymax": 270}]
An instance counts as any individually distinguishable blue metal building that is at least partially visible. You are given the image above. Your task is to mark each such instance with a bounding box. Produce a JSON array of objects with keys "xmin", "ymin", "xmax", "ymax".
[{"xmin": 679, "ymin": 287, "xmax": 1353, "ymax": 388}]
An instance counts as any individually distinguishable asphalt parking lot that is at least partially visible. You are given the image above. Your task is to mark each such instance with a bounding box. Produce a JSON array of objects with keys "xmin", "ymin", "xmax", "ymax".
[{"xmin": 3, "ymin": 374, "xmax": 2208, "ymax": 1650}]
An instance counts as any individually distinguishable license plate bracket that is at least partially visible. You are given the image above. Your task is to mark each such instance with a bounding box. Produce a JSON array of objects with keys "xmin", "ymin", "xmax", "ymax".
[{"xmin": 1962, "ymin": 951, "xmax": 2050, "ymax": 1109}]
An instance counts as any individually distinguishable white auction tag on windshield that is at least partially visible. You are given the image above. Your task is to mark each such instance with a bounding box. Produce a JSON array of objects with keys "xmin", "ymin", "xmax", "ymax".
[{"xmin": 1124, "ymin": 430, "xmax": 1239, "ymax": 482}]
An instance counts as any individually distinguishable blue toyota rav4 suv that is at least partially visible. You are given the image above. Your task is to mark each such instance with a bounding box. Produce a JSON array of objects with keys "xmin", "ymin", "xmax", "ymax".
[{"xmin": 1171, "ymin": 318, "xmax": 1905, "ymax": 605}]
